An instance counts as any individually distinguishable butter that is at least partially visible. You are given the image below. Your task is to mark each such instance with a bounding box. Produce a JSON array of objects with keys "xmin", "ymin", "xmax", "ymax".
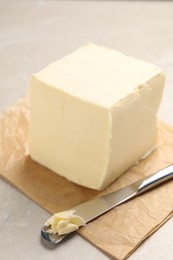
[
  {"xmin": 29, "ymin": 43, "xmax": 165, "ymax": 190},
  {"xmin": 44, "ymin": 210, "xmax": 85, "ymax": 235}
]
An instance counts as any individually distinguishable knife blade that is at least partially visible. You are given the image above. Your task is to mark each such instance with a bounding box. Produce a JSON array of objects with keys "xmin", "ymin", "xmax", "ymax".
[
  {"xmin": 73, "ymin": 164, "xmax": 173, "ymax": 222},
  {"xmin": 41, "ymin": 164, "xmax": 173, "ymax": 243}
]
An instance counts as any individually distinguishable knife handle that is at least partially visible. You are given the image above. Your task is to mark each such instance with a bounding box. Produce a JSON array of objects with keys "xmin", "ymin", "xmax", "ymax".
[{"xmin": 137, "ymin": 164, "xmax": 173, "ymax": 195}]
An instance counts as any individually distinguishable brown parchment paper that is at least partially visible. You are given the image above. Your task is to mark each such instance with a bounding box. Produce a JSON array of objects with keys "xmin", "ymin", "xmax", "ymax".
[{"xmin": 0, "ymin": 98, "xmax": 173, "ymax": 260}]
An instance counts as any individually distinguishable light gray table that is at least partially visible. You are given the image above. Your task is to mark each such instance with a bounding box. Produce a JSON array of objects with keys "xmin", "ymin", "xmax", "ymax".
[{"xmin": 0, "ymin": 1, "xmax": 173, "ymax": 259}]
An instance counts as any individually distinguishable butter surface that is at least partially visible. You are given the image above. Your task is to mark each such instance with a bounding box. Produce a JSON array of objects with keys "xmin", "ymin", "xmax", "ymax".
[
  {"xmin": 29, "ymin": 43, "xmax": 165, "ymax": 190},
  {"xmin": 45, "ymin": 210, "xmax": 85, "ymax": 235}
]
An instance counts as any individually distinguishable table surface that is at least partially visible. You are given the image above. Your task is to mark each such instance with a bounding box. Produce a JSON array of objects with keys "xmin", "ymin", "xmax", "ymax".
[{"xmin": 0, "ymin": 1, "xmax": 173, "ymax": 259}]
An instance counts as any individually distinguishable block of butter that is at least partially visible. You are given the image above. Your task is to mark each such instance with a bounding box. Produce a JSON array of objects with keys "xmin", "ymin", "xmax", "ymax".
[{"xmin": 29, "ymin": 43, "xmax": 165, "ymax": 190}]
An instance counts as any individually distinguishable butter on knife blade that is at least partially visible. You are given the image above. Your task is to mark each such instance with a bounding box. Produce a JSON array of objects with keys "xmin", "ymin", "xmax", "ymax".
[{"xmin": 44, "ymin": 210, "xmax": 85, "ymax": 235}]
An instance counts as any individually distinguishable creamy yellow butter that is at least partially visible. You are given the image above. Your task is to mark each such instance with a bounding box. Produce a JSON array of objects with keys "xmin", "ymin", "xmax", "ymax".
[
  {"xmin": 45, "ymin": 210, "xmax": 85, "ymax": 235},
  {"xmin": 29, "ymin": 43, "xmax": 165, "ymax": 190}
]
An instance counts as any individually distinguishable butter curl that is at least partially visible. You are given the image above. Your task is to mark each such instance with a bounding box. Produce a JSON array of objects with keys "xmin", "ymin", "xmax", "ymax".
[{"xmin": 45, "ymin": 210, "xmax": 86, "ymax": 235}]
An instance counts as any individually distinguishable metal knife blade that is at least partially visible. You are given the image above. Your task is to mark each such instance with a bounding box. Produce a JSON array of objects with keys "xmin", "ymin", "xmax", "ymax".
[
  {"xmin": 41, "ymin": 164, "xmax": 173, "ymax": 243},
  {"xmin": 73, "ymin": 164, "xmax": 173, "ymax": 222}
]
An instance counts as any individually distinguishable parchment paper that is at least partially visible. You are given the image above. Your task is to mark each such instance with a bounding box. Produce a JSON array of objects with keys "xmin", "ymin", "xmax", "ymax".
[{"xmin": 0, "ymin": 98, "xmax": 173, "ymax": 259}]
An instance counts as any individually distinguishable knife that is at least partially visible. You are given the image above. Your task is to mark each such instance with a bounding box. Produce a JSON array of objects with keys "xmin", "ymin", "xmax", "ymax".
[{"xmin": 41, "ymin": 164, "xmax": 173, "ymax": 243}]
